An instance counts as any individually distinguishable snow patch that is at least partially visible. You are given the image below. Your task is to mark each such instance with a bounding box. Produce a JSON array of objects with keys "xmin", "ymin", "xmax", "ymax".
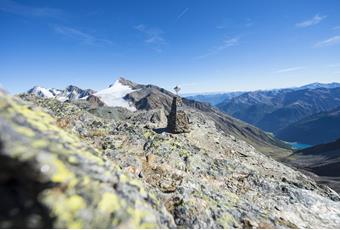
[
  {"xmin": 56, "ymin": 96, "xmax": 68, "ymax": 102},
  {"xmin": 94, "ymin": 80, "xmax": 136, "ymax": 111},
  {"xmin": 31, "ymin": 86, "xmax": 54, "ymax": 98}
]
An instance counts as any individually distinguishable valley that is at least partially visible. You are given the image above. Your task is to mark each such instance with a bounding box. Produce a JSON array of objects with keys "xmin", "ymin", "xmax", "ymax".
[
  {"xmin": 189, "ymin": 82, "xmax": 340, "ymax": 193},
  {"xmin": 189, "ymin": 82, "xmax": 340, "ymax": 146}
]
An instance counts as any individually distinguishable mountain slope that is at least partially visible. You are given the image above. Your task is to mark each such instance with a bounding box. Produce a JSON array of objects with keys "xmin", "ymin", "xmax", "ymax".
[
  {"xmin": 121, "ymin": 79, "xmax": 290, "ymax": 157},
  {"xmin": 25, "ymin": 78, "xmax": 291, "ymax": 157},
  {"xmin": 217, "ymin": 87, "xmax": 340, "ymax": 134},
  {"xmin": 286, "ymin": 139, "xmax": 340, "ymax": 192},
  {"xmin": 5, "ymin": 91, "xmax": 340, "ymax": 228},
  {"xmin": 277, "ymin": 106, "xmax": 340, "ymax": 145},
  {"xmin": 94, "ymin": 79, "xmax": 137, "ymax": 111}
]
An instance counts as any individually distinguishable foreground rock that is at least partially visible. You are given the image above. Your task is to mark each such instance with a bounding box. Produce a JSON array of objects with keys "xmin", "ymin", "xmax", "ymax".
[
  {"xmin": 5, "ymin": 93, "xmax": 339, "ymax": 228},
  {"xmin": 0, "ymin": 94, "xmax": 172, "ymax": 228}
]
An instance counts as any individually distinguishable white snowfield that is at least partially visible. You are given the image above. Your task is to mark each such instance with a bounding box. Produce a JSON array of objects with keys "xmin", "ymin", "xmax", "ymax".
[
  {"xmin": 29, "ymin": 86, "xmax": 78, "ymax": 101},
  {"xmin": 94, "ymin": 80, "xmax": 137, "ymax": 111},
  {"xmin": 31, "ymin": 86, "xmax": 54, "ymax": 98},
  {"xmin": 28, "ymin": 79, "xmax": 137, "ymax": 111}
]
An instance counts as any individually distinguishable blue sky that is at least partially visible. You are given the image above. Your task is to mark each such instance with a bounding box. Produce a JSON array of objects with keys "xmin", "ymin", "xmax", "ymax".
[{"xmin": 1, "ymin": 0, "xmax": 340, "ymax": 94}]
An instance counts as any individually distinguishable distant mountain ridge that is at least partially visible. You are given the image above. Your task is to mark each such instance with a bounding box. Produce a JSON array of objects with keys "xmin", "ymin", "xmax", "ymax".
[
  {"xmin": 216, "ymin": 84, "xmax": 340, "ymax": 145},
  {"xmin": 186, "ymin": 91, "xmax": 245, "ymax": 105},
  {"xmin": 297, "ymin": 82, "xmax": 340, "ymax": 90},
  {"xmin": 277, "ymin": 106, "xmax": 340, "ymax": 145},
  {"xmin": 187, "ymin": 82, "xmax": 340, "ymax": 106}
]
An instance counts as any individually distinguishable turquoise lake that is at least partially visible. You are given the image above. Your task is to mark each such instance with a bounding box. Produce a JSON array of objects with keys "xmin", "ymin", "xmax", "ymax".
[{"xmin": 287, "ymin": 142, "xmax": 312, "ymax": 150}]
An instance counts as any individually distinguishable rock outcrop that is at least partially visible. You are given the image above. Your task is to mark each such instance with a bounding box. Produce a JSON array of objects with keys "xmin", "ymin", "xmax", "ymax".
[
  {"xmin": 86, "ymin": 94, "xmax": 105, "ymax": 108},
  {"xmin": 2, "ymin": 92, "xmax": 340, "ymax": 228},
  {"xmin": 167, "ymin": 97, "xmax": 190, "ymax": 134}
]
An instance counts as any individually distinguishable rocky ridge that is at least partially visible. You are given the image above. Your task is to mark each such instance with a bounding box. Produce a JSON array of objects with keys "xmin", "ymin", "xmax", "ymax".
[
  {"xmin": 1, "ymin": 90, "xmax": 340, "ymax": 228},
  {"xmin": 25, "ymin": 78, "xmax": 291, "ymax": 158},
  {"xmin": 120, "ymin": 79, "xmax": 291, "ymax": 158}
]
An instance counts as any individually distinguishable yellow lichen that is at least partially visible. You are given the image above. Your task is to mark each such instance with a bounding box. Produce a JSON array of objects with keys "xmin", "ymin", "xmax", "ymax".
[
  {"xmin": 10, "ymin": 144, "xmax": 34, "ymax": 160},
  {"xmin": 67, "ymin": 155, "xmax": 79, "ymax": 165},
  {"xmin": 0, "ymin": 95, "xmax": 160, "ymax": 229},
  {"xmin": 119, "ymin": 174, "xmax": 129, "ymax": 183},
  {"xmin": 98, "ymin": 192, "xmax": 121, "ymax": 214},
  {"xmin": 82, "ymin": 176, "xmax": 91, "ymax": 186},
  {"xmin": 45, "ymin": 192, "xmax": 86, "ymax": 229},
  {"xmin": 51, "ymin": 158, "xmax": 77, "ymax": 188},
  {"xmin": 127, "ymin": 207, "xmax": 157, "ymax": 229},
  {"xmin": 217, "ymin": 213, "xmax": 235, "ymax": 228},
  {"xmin": 14, "ymin": 126, "xmax": 36, "ymax": 138},
  {"xmin": 32, "ymin": 139, "xmax": 49, "ymax": 149},
  {"xmin": 127, "ymin": 179, "xmax": 148, "ymax": 198},
  {"xmin": 143, "ymin": 130, "xmax": 154, "ymax": 139}
]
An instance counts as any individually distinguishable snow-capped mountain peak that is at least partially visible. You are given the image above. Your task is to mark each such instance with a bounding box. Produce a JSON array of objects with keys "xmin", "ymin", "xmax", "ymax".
[
  {"xmin": 26, "ymin": 78, "xmax": 137, "ymax": 111},
  {"xmin": 94, "ymin": 79, "xmax": 137, "ymax": 111},
  {"xmin": 28, "ymin": 86, "xmax": 55, "ymax": 98},
  {"xmin": 27, "ymin": 85, "xmax": 95, "ymax": 102}
]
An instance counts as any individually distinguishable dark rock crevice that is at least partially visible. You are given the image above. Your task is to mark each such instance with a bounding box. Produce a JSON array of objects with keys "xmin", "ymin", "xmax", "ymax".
[{"xmin": 0, "ymin": 141, "xmax": 54, "ymax": 228}]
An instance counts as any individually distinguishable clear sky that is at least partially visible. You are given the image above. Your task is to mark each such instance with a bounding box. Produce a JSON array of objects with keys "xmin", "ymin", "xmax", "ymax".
[{"xmin": 1, "ymin": 0, "xmax": 340, "ymax": 94}]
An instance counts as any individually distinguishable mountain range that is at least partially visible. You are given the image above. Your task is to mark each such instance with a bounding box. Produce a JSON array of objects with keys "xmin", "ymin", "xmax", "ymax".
[
  {"xmin": 28, "ymin": 77, "xmax": 289, "ymax": 157},
  {"xmin": 211, "ymin": 84, "xmax": 340, "ymax": 145},
  {"xmin": 24, "ymin": 78, "xmax": 340, "ymax": 188},
  {"xmin": 2, "ymin": 78, "xmax": 340, "ymax": 228},
  {"xmin": 187, "ymin": 82, "xmax": 340, "ymax": 146},
  {"xmin": 277, "ymin": 106, "xmax": 340, "ymax": 145},
  {"xmin": 218, "ymin": 87, "xmax": 340, "ymax": 132},
  {"xmin": 186, "ymin": 91, "xmax": 245, "ymax": 105},
  {"xmin": 28, "ymin": 85, "xmax": 96, "ymax": 101},
  {"xmin": 187, "ymin": 82, "xmax": 340, "ymax": 106}
]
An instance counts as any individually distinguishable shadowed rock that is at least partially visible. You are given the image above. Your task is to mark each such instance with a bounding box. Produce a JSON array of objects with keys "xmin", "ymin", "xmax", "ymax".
[{"xmin": 86, "ymin": 95, "xmax": 105, "ymax": 108}]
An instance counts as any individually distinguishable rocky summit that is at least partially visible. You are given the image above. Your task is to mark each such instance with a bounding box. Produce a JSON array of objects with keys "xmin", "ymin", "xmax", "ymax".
[{"xmin": 1, "ymin": 79, "xmax": 340, "ymax": 228}]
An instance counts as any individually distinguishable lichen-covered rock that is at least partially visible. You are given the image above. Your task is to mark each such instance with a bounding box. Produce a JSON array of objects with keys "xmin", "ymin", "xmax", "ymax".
[
  {"xmin": 0, "ymin": 94, "xmax": 173, "ymax": 228},
  {"xmin": 5, "ymin": 93, "xmax": 340, "ymax": 228}
]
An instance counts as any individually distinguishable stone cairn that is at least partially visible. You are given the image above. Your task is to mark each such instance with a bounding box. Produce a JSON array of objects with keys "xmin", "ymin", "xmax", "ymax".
[{"xmin": 167, "ymin": 96, "xmax": 190, "ymax": 134}]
